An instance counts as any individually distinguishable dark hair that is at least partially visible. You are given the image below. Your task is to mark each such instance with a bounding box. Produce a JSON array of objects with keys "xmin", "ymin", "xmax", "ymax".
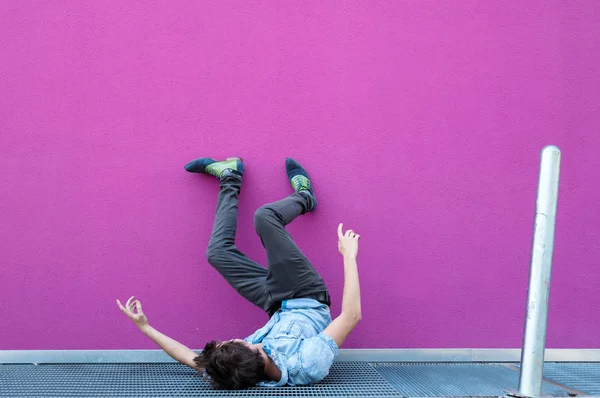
[{"xmin": 194, "ymin": 340, "xmax": 265, "ymax": 389}]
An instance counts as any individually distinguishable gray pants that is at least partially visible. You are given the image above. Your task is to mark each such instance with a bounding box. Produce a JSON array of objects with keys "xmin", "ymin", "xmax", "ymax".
[{"xmin": 205, "ymin": 173, "xmax": 331, "ymax": 316}]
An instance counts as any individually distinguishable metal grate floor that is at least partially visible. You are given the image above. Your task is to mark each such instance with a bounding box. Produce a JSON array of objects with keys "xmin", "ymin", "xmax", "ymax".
[
  {"xmin": 1, "ymin": 362, "xmax": 597, "ymax": 397},
  {"xmin": 542, "ymin": 363, "xmax": 600, "ymax": 396},
  {"xmin": 0, "ymin": 362, "xmax": 401, "ymax": 398},
  {"xmin": 373, "ymin": 363, "xmax": 571, "ymax": 397}
]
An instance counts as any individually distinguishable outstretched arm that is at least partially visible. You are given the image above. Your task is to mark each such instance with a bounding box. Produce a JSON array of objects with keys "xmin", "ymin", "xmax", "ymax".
[
  {"xmin": 323, "ymin": 224, "xmax": 362, "ymax": 347},
  {"xmin": 116, "ymin": 297, "xmax": 199, "ymax": 369}
]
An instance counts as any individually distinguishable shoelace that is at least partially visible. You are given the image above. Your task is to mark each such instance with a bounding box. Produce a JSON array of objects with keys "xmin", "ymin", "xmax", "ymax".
[
  {"xmin": 291, "ymin": 175, "xmax": 310, "ymax": 191},
  {"xmin": 208, "ymin": 160, "xmax": 236, "ymax": 177}
]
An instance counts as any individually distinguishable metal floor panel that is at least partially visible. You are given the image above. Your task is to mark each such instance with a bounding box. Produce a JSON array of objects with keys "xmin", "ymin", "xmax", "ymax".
[
  {"xmin": 372, "ymin": 363, "xmax": 571, "ymax": 397},
  {"xmin": 2, "ymin": 362, "xmax": 597, "ymax": 397},
  {"xmin": 542, "ymin": 363, "xmax": 600, "ymax": 396},
  {"xmin": 0, "ymin": 362, "xmax": 402, "ymax": 398}
]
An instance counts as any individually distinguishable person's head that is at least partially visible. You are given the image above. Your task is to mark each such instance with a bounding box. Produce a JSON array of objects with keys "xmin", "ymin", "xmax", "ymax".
[{"xmin": 194, "ymin": 339, "xmax": 265, "ymax": 389}]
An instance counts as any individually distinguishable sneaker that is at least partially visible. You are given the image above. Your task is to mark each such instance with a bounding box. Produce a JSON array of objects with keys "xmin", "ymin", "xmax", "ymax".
[
  {"xmin": 184, "ymin": 157, "xmax": 244, "ymax": 178},
  {"xmin": 285, "ymin": 157, "xmax": 317, "ymax": 210}
]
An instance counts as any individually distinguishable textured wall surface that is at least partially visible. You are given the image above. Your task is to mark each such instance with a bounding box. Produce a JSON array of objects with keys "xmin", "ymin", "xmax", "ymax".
[{"xmin": 1, "ymin": 1, "xmax": 599, "ymax": 350}]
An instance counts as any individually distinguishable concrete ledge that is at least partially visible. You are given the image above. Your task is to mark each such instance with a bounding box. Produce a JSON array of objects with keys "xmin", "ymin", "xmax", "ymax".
[{"xmin": 1, "ymin": 349, "xmax": 599, "ymax": 364}]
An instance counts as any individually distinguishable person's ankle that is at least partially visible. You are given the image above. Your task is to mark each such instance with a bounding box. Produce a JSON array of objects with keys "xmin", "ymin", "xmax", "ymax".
[{"xmin": 220, "ymin": 169, "xmax": 241, "ymax": 178}]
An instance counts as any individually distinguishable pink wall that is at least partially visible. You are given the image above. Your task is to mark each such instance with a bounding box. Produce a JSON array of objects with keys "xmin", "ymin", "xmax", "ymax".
[{"xmin": 1, "ymin": 1, "xmax": 599, "ymax": 350}]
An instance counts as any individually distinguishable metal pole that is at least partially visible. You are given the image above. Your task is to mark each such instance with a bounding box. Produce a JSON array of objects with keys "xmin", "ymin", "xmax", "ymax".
[{"xmin": 518, "ymin": 145, "xmax": 561, "ymax": 398}]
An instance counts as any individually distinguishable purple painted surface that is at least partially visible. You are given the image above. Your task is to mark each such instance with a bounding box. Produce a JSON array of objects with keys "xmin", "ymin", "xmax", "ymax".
[{"xmin": 1, "ymin": 1, "xmax": 599, "ymax": 350}]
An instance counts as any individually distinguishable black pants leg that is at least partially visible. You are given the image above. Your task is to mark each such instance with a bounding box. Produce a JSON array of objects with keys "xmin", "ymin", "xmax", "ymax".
[
  {"xmin": 205, "ymin": 173, "xmax": 271, "ymax": 312},
  {"xmin": 254, "ymin": 192, "xmax": 330, "ymax": 306}
]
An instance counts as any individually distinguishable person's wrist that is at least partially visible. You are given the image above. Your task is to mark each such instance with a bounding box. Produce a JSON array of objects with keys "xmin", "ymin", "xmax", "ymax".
[
  {"xmin": 344, "ymin": 254, "xmax": 357, "ymax": 260},
  {"xmin": 139, "ymin": 324, "xmax": 152, "ymax": 335}
]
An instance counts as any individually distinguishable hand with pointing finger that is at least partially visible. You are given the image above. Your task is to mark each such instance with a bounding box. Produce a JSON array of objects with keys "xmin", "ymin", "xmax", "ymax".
[
  {"xmin": 116, "ymin": 296, "xmax": 149, "ymax": 331},
  {"xmin": 337, "ymin": 223, "xmax": 360, "ymax": 259}
]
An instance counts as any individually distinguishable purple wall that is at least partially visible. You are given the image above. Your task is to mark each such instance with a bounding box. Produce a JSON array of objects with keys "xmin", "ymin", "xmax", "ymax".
[{"xmin": 1, "ymin": 1, "xmax": 599, "ymax": 350}]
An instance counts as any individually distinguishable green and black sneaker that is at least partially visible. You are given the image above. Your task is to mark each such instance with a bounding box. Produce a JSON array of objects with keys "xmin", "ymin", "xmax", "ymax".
[
  {"xmin": 184, "ymin": 157, "xmax": 244, "ymax": 178},
  {"xmin": 286, "ymin": 157, "xmax": 317, "ymax": 211}
]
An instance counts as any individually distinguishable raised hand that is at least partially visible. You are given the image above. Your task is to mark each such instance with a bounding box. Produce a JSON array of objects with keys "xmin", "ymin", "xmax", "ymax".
[
  {"xmin": 337, "ymin": 223, "xmax": 360, "ymax": 259},
  {"xmin": 116, "ymin": 296, "xmax": 149, "ymax": 331}
]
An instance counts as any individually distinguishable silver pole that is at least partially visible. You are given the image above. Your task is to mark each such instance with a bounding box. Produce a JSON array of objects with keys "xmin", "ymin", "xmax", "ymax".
[{"xmin": 518, "ymin": 145, "xmax": 561, "ymax": 398}]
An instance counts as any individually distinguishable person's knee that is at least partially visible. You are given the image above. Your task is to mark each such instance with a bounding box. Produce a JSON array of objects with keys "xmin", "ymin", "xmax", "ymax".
[
  {"xmin": 253, "ymin": 206, "xmax": 276, "ymax": 234},
  {"xmin": 206, "ymin": 246, "xmax": 225, "ymax": 267}
]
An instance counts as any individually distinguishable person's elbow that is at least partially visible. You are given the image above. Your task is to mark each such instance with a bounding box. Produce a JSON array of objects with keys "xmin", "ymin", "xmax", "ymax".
[{"xmin": 342, "ymin": 309, "xmax": 362, "ymax": 325}]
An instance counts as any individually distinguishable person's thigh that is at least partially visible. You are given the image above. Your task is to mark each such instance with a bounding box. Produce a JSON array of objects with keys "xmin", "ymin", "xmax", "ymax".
[
  {"xmin": 254, "ymin": 207, "xmax": 327, "ymax": 301},
  {"xmin": 206, "ymin": 245, "xmax": 271, "ymax": 312}
]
